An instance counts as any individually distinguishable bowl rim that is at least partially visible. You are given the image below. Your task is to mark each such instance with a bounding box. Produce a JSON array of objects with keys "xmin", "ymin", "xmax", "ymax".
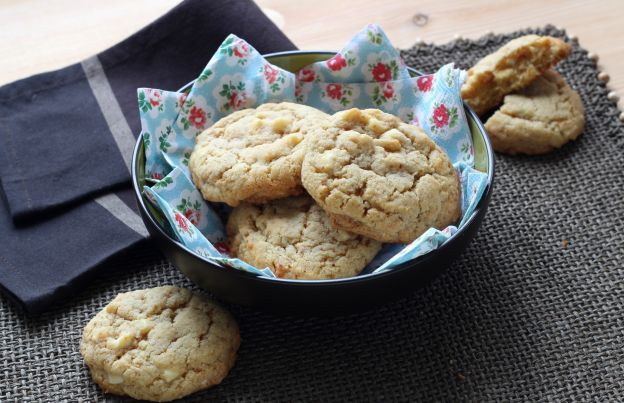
[{"xmin": 132, "ymin": 49, "xmax": 495, "ymax": 286}]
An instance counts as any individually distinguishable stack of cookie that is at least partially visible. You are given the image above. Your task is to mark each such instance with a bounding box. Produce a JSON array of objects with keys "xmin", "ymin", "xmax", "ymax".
[
  {"xmin": 189, "ymin": 103, "xmax": 462, "ymax": 280},
  {"xmin": 461, "ymin": 35, "xmax": 585, "ymax": 155}
]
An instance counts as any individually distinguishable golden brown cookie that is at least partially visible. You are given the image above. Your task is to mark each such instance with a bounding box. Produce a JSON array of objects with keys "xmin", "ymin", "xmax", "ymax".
[
  {"xmin": 80, "ymin": 286, "xmax": 240, "ymax": 402},
  {"xmin": 484, "ymin": 70, "xmax": 585, "ymax": 155},
  {"xmin": 301, "ymin": 108, "xmax": 461, "ymax": 244},
  {"xmin": 226, "ymin": 196, "xmax": 382, "ymax": 279},
  {"xmin": 189, "ymin": 102, "xmax": 330, "ymax": 206},
  {"xmin": 461, "ymin": 35, "xmax": 571, "ymax": 116}
]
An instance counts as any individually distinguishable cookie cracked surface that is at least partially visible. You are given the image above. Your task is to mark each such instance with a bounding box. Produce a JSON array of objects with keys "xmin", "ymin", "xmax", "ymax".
[
  {"xmin": 80, "ymin": 286, "xmax": 240, "ymax": 402},
  {"xmin": 461, "ymin": 35, "xmax": 571, "ymax": 116},
  {"xmin": 226, "ymin": 196, "xmax": 382, "ymax": 279},
  {"xmin": 189, "ymin": 102, "xmax": 330, "ymax": 206},
  {"xmin": 484, "ymin": 70, "xmax": 585, "ymax": 155},
  {"xmin": 301, "ymin": 108, "xmax": 461, "ymax": 244}
]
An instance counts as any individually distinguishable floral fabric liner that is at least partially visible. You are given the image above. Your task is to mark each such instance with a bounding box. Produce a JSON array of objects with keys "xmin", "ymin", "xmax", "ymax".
[{"xmin": 139, "ymin": 24, "xmax": 488, "ymax": 278}]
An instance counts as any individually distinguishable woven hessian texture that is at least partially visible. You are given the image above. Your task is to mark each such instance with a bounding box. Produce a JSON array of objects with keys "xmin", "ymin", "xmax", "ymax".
[{"xmin": 1, "ymin": 26, "xmax": 623, "ymax": 401}]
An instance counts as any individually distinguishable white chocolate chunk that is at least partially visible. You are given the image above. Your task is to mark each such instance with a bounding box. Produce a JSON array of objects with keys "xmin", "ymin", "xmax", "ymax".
[
  {"xmin": 107, "ymin": 373, "xmax": 124, "ymax": 384},
  {"xmin": 162, "ymin": 368, "xmax": 181, "ymax": 382}
]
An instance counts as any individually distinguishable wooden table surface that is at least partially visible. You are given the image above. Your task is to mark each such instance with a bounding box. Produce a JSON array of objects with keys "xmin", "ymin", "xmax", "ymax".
[{"xmin": 1, "ymin": 0, "xmax": 623, "ymax": 109}]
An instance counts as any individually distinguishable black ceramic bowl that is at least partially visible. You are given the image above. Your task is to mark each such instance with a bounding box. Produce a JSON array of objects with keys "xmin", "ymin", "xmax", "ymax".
[{"xmin": 132, "ymin": 51, "xmax": 495, "ymax": 315}]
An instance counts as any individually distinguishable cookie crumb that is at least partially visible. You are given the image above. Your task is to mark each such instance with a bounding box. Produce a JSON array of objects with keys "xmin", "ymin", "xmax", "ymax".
[{"xmin": 562, "ymin": 239, "xmax": 570, "ymax": 248}]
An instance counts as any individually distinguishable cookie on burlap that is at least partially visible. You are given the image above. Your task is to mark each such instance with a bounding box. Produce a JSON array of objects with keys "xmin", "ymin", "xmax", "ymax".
[
  {"xmin": 226, "ymin": 196, "xmax": 382, "ymax": 279},
  {"xmin": 301, "ymin": 108, "xmax": 460, "ymax": 244},
  {"xmin": 484, "ymin": 70, "xmax": 585, "ymax": 155},
  {"xmin": 189, "ymin": 102, "xmax": 330, "ymax": 206},
  {"xmin": 80, "ymin": 286, "xmax": 240, "ymax": 402},
  {"xmin": 461, "ymin": 35, "xmax": 571, "ymax": 116}
]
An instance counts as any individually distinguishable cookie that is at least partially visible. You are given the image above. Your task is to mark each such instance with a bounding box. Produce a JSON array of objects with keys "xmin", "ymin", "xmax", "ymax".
[
  {"xmin": 461, "ymin": 35, "xmax": 571, "ymax": 116},
  {"xmin": 189, "ymin": 102, "xmax": 330, "ymax": 206},
  {"xmin": 484, "ymin": 70, "xmax": 585, "ymax": 155},
  {"xmin": 226, "ymin": 196, "xmax": 382, "ymax": 279},
  {"xmin": 301, "ymin": 108, "xmax": 461, "ymax": 244},
  {"xmin": 80, "ymin": 286, "xmax": 240, "ymax": 402}
]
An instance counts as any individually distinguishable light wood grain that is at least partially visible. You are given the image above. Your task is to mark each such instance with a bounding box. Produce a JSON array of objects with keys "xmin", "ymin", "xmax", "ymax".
[{"xmin": 0, "ymin": 0, "xmax": 622, "ymax": 109}]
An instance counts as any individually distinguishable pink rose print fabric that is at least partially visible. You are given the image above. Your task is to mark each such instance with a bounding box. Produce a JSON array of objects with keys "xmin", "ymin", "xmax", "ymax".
[{"xmin": 294, "ymin": 24, "xmax": 473, "ymax": 164}]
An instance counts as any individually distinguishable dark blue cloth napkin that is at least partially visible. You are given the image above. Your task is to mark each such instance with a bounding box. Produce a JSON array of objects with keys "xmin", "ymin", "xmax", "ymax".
[{"xmin": 0, "ymin": 0, "xmax": 296, "ymax": 313}]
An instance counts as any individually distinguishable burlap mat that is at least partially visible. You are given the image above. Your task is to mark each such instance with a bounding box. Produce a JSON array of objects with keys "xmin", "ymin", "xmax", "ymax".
[{"xmin": 2, "ymin": 26, "xmax": 623, "ymax": 401}]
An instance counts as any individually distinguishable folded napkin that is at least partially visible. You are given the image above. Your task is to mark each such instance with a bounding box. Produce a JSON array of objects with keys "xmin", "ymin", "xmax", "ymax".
[
  {"xmin": 0, "ymin": 0, "xmax": 294, "ymax": 222},
  {"xmin": 0, "ymin": 0, "xmax": 296, "ymax": 313},
  {"xmin": 0, "ymin": 189, "xmax": 148, "ymax": 313}
]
